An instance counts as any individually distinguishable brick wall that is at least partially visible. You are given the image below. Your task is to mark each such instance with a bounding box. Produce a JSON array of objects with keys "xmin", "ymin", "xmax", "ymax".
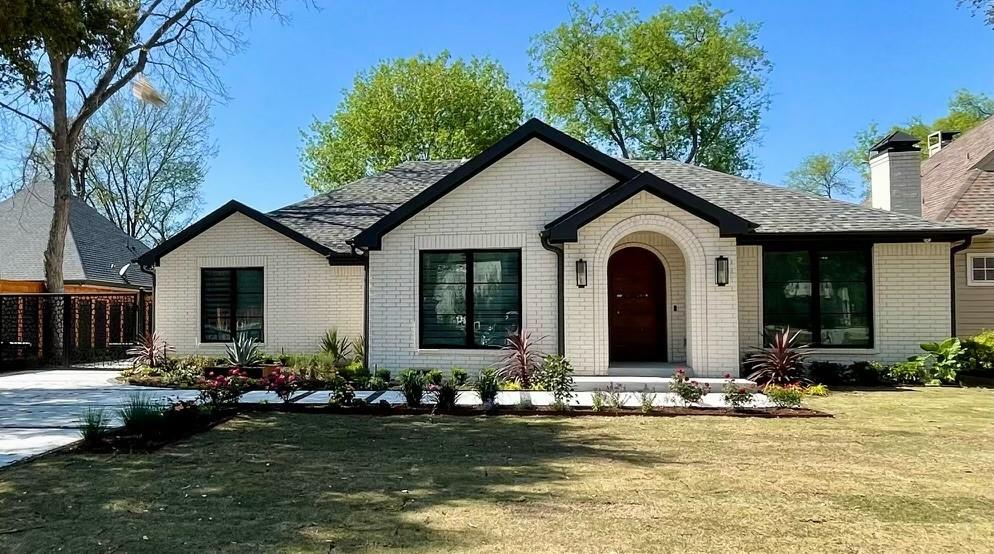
[
  {"xmin": 367, "ymin": 138, "xmax": 617, "ymax": 372},
  {"xmin": 155, "ymin": 212, "xmax": 364, "ymax": 356},
  {"xmin": 736, "ymin": 241, "xmax": 952, "ymax": 364}
]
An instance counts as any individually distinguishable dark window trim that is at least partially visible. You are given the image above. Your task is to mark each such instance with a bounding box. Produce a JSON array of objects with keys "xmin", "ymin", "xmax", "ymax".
[
  {"xmin": 200, "ymin": 267, "xmax": 265, "ymax": 344},
  {"xmin": 418, "ymin": 249, "xmax": 522, "ymax": 350},
  {"xmin": 762, "ymin": 243, "xmax": 874, "ymax": 349}
]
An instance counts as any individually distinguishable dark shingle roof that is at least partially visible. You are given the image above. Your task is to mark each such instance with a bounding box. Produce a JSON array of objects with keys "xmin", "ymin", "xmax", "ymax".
[
  {"xmin": 625, "ymin": 159, "xmax": 976, "ymax": 235},
  {"xmin": 268, "ymin": 161, "xmax": 463, "ymax": 253},
  {"xmin": 0, "ymin": 181, "xmax": 151, "ymax": 288}
]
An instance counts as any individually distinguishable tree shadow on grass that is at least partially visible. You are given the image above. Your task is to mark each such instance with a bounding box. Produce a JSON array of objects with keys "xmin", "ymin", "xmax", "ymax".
[{"xmin": 0, "ymin": 413, "xmax": 672, "ymax": 552}]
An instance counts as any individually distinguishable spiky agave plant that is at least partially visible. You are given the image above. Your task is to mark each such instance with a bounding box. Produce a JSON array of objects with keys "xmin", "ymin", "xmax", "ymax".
[
  {"xmin": 746, "ymin": 327, "xmax": 810, "ymax": 386},
  {"xmin": 226, "ymin": 333, "xmax": 263, "ymax": 367},
  {"xmin": 496, "ymin": 331, "xmax": 545, "ymax": 388}
]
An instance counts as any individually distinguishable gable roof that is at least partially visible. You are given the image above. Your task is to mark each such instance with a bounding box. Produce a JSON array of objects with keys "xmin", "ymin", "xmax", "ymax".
[
  {"xmin": 349, "ymin": 118, "xmax": 639, "ymax": 249},
  {"xmin": 0, "ymin": 181, "xmax": 151, "ymax": 288},
  {"xmin": 545, "ymin": 171, "xmax": 756, "ymax": 242},
  {"xmin": 921, "ymin": 116, "xmax": 994, "ymax": 230},
  {"xmin": 136, "ymin": 200, "xmax": 336, "ymax": 266}
]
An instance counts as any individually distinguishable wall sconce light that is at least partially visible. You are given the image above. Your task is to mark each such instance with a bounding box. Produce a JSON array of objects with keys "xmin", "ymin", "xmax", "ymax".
[
  {"xmin": 576, "ymin": 258, "xmax": 588, "ymax": 288},
  {"xmin": 715, "ymin": 256, "xmax": 729, "ymax": 286}
]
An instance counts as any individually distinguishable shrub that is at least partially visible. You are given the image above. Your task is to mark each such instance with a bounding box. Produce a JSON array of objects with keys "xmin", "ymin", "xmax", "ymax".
[
  {"xmin": 450, "ymin": 368, "xmax": 469, "ymax": 387},
  {"xmin": 496, "ymin": 331, "xmax": 545, "ymax": 388},
  {"xmin": 197, "ymin": 368, "xmax": 250, "ymax": 409},
  {"xmin": 804, "ymin": 384, "xmax": 829, "ymax": 396},
  {"xmin": 591, "ymin": 390, "xmax": 607, "ymax": 412},
  {"xmin": 329, "ymin": 377, "xmax": 356, "ymax": 406},
  {"xmin": 764, "ymin": 384, "xmax": 804, "ymax": 408},
  {"xmin": 962, "ymin": 330, "xmax": 994, "ymax": 376},
  {"xmin": 399, "ymin": 369, "xmax": 425, "ymax": 407},
  {"xmin": 806, "ymin": 361, "xmax": 849, "ymax": 386},
  {"xmin": 638, "ymin": 388, "xmax": 656, "ymax": 414},
  {"xmin": 501, "ymin": 380, "xmax": 523, "ymax": 391},
  {"xmin": 919, "ymin": 337, "xmax": 963, "ymax": 384},
  {"xmin": 424, "ymin": 368, "xmax": 444, "ymax": 386},
  {"xmin": 888, "ymin": 359, "xmax": 927, "ymax": 385},
  {"xmin": 261, "ymin": 367, "xmax": 300, "ymax": 403},
  {"xmin": 162, "ymin": 399, "xmax": 202, "ymax": 431},
  {"xmin": 367, "ymin": 375, "xmax": 389, "ymax": 391},
  {"xmin": 375, "ymin": 368, "xmax": 392, "ymax": 383},
  {"xmin": 534, "ymin": 355, "xmax": 575, "ymax": 408},
  {"xmin": 320, "ymin": 328, "xmax": 350, "ymax": 367},
  {"xmin": 605, "ymin": 385, "xmax": 625, "ymax": 412},
  {"xmin": 474, "ymin": 367, "xmax": 501, "ymax": 408},
  {"xmin": 340, "ymin": 360, "xmax": 370, "ymax": 388},
  {"xmin": 670, "ymin": 368, "xmax": 709, "ymax": 405},
  {"xmin": 127, "ymin": 332, "xmax": 174, "ymax": 369},
  {"xmin": 77, "ymin": 408, "xmax": 109, "ymax": 444},
  {"xmin": 119, "ymin": 394, "xmax": 166, "ymax": 437},
  {"xmin": 850, "ymin": 361, "xmax": 891, "ymax": 386},
  {"xmin": 281, "ymin": 353, "xmax": 339, "ymax": 385},
  {"xmin": 350, "ymin": 335, "xmax": 365, "ymax": 364},
  {"xmin": 430, "ymin": 379, "xmax": 460, "ymax": 411},
  {"xmin": 746, "ymin": 328, "xmax": 808, "ymax": 385},
  {"xmin": 226, "ymin": 334, "xmax": 263, "ymax": 367},
  {"xmin": 722, "ymin": 379, "xmax": 754, "ymax": 410}
]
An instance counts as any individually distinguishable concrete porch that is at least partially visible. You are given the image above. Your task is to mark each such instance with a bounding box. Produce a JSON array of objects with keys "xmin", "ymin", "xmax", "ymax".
[{"xmin": 573, "ymin": 363, "xmax": 755, "ymax": 393}]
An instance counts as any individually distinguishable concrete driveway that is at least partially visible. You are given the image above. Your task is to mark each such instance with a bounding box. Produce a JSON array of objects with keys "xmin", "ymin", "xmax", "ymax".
[{"xmin": 0, "ymin": 370, "xmax": 198, "ymax": 468}]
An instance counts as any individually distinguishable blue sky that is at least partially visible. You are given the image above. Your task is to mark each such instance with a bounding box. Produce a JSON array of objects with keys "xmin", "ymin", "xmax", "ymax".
[{"xmin": 204, "ymin": 0, "xmax": 992, "ymax": 213}]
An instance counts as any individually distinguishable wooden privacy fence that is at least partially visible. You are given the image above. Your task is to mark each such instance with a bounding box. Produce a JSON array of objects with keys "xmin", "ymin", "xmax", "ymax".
[{"xmin": 0, "ymin": 291, "xmax": 152, "ymax": 369}]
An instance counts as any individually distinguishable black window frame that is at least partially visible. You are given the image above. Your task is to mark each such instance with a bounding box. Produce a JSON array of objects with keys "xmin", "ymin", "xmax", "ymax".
[
  {"xmin": 200, "ymin": 267, "xmax": 265, "ymax": 343},
  {"xmin": 418, "ymin": 249, "xmax": 522, "ymax": 349},
  {"xmin": 762, "ymin": 243, "xmax": 874, "ymax": 349}
]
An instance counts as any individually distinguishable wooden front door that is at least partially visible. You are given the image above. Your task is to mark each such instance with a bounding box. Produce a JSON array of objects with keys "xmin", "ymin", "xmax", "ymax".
[{"xmin": 608, "ymin": 248, "xmax": 666, "ymax": 362}]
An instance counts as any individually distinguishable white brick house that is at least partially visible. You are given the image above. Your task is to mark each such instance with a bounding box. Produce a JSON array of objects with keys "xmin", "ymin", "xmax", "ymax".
[{"xmin": 137, "ymin": 119, "xmax": 986, "ymax": 377}]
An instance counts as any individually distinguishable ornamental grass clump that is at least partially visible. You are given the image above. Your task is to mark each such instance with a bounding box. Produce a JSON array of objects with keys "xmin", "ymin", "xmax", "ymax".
[
  {"xmin": 669, "ymin": 368, "xmax": 709, "ymax": 406},
  {"xmin": 119, "ymin": 394, "xmax": 166, "ymax": 438},
  {"xmin": 127, "ymin": 332, "xmax": 174, "ymax": 369},
  {"xmin": 638, "ymin": 388, "xmax": 657, "ymax": 414},
  {"xmin": 746, "ymin": 327, "xmax": 809, "ymax": 386},
  {"xmin": 77, "ymin": 408, "xmax": 109, "ymax": 445},
  {"xmin": 399, "ymin": 369, "xmax": 425, "ymax": 407},
  {"xmin": 474, "ymin": 367, "xmax": 501, "ymax": 410}
]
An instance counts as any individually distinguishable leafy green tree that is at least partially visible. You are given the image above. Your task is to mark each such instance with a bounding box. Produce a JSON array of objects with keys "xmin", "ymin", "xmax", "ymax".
[
  {"xmin": 302, "ymin": 52, "xmax": 523, "ymax": 191},
  {"xmin": 529, "ymin": 3, "xmax": 770, "ymax": 175},
  {"xmin": 0, "ymin": 0, "xmax": 286, "ymax": 291},
  {"xmin": 784, "ymin": 153, "xmax": 854, "ymax": 199}
]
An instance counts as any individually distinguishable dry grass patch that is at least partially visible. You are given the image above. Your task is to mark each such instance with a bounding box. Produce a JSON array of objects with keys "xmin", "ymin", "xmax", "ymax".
[{"xmin": 1, "ymin": 388, "xmax": 991, "ymax": 553}]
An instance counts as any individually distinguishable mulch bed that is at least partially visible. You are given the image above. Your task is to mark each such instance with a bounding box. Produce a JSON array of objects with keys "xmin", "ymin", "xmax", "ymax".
[
  {"xmin": 74, "ymin": 411, "xmax": 236, "ymax": 455},
  {"xmin": 239, "ymin": 402, "xmax": 831, "ymax": 418}
]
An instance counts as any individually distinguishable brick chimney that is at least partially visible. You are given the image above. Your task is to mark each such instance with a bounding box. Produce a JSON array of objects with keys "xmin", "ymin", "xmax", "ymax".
[{"xmin": 868, "ymin": 131, "xmax": 922, "ymax": 217}]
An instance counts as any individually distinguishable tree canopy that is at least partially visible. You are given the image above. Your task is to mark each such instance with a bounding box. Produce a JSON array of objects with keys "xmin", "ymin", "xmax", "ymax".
[
  {"xmin": 784, "ymin": 153, "xmax": 853, "ymax": 199},
  {"xmin": 529, "ymin": 3, "xmax": 770, "ymax": 175},
  {"xmin": 301, "ymin": 52, "xmax": 523, "ymax": 192}
]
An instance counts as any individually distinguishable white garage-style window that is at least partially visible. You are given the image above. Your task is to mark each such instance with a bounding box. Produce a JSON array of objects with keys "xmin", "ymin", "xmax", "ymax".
[{"xmin": 967, "ymin": 253, "xmax": 994, "ymax": 286}]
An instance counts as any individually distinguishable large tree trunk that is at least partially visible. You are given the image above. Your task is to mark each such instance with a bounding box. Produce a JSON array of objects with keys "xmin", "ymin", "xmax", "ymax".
[{"xmin": 44, "ymin": 53, "xmax": 72, "ymax": 293}]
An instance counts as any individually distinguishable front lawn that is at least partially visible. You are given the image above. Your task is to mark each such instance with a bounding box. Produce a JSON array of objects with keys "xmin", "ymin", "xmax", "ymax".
[{"xmin": 1, "ymin": 388, "xmax": 992, "ymax": 553}]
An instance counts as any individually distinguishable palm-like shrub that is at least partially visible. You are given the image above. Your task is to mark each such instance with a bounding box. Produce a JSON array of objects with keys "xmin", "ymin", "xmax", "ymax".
[
  {"xmin": 226, "ymin": 333, "xmax": 263, "ymax": 367},
  {"xmin": 398, "ymin": 369, "xmax": 425, "ymax": 407},
  {"xmin": 746, "ymin": 328, "xmax": 809, "ymax": 386},
  {"xmin": 475, "ymin": 367, "xmax": 501, "ymax": 408},
  {"xmin": 321, "ymin": 328, "xmax": 350, "ymax": 367},
  {"xmin": 127, "ymin": 332, "xmax": 174, "ymax": 369},
  {"xmin": 496, "ymin": 331, "xmax": 545, "ymax": 388}
]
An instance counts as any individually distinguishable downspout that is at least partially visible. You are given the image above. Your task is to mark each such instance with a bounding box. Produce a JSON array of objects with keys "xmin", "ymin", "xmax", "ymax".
[
  {"xmin": 949, "ymin": 236, "xmax": 974, "ymax": 337},
  {"xmin": 539, "ymin": 231, "xmax": 566, "ymax": 356},
  {"xmin": 348, "ymin": 242, "xmax": 371, "ymax": 370}
]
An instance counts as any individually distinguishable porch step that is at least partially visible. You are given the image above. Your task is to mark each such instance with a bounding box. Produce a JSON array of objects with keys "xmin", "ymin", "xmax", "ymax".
[{"xmin": 572, "ymin": 376, "xmax": 757, "ymax": 393}]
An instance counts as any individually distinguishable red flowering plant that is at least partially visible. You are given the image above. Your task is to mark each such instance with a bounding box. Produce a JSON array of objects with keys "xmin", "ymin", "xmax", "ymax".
[
  {"xmin": 669, "ymin": 368, "xmax": 710, "ymax": 406},
  {"xmin": 721, "ymin": 376, "xmax": 754, "ymax": 410},
  {"xmin": 261, "ymin": 367, "xmax": 300, "ymax": 403},
  {"xmin": 197, "ymin": 368, "xmax": 250, "ymax": 410}
]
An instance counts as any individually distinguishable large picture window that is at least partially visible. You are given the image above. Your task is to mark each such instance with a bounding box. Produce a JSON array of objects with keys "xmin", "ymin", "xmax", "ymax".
[
  {"xmin": 420, "ymin": 250, "xmax": 521, "ymax": 349},
  {"xmin": 763, "ymin": 247, "xmax": 872, "ymax": 348},
  {"xmin": 201, "ymin": 268, "xmax": 264, "ymax": 343}
]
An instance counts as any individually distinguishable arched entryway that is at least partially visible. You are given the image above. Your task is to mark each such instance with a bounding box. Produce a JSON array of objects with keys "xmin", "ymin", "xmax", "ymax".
[{"xmin": 608, "ymin": 247, "xmax": 666, "ymax": 362}]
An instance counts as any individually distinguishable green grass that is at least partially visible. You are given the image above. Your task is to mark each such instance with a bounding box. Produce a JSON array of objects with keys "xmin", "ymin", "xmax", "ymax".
[{"xmin": 1, "ymin": 388, "xmax": 992, "ymax": 552}]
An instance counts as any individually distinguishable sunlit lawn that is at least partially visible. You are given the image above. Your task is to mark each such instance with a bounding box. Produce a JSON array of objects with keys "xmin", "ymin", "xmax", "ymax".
[{"xmin": 1, "ymin": 387, "xmax": 992, "ymax": 553}]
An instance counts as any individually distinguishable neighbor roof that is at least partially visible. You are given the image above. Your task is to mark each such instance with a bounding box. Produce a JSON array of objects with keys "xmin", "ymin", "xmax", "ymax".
[
  {"xmin": 921, "ymin": 116, "xmax": 994, "ymax": 230},
  {"xmin": 0, "ymin": 181, "xmax": 151, "ymax": 288}
]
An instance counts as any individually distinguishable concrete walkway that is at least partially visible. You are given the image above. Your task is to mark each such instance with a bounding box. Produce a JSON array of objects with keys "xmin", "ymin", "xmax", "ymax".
[{"xmin": 0, "ymin": 370, "xmax": 198, "ymax": 468}]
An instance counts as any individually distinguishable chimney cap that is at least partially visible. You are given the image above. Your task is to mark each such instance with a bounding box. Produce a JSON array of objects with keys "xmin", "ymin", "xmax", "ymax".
[{"xmin": 870, "ymin": 131, "xmax": 920, "ymax": 155}]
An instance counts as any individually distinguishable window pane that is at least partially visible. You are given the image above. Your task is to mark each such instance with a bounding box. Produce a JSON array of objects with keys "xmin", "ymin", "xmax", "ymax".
[
  {"xmin": 472, "ymin": 252, "xmax": 520, "ymax": 347},
  {"xmin": 763, "ymin": 250, "xmax": 812, "ymax": 342},
  {"xmin": 818, "ymin": 251, "xmax": 870, "ymax": 347},
  {"xmin": 202, "ymin": 269, "xmax": 232, "ymax": 342},
  {"xmin": 421, "ymin": 253, "xmax": 467, "ymax": 346},
  {"xmin": 972, "ymin": 257, "xmax": 985, "ymax": 270},
  {"xmin": 235, "ymin": 269, "xmax": 264, "ymax": 341}
]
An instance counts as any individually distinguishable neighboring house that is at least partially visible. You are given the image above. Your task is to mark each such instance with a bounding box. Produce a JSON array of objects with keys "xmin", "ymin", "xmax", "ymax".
[
  {"xmin": 0, "ymin": 181, "xmax": 152, "ymax": 293},
  {"xmin": 137, "ymin": 119, "xmax": 984, "ymax": 377},
  {"xmin": 913, "ymin": 117, "xmax": 992, "ymax": 337}
]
